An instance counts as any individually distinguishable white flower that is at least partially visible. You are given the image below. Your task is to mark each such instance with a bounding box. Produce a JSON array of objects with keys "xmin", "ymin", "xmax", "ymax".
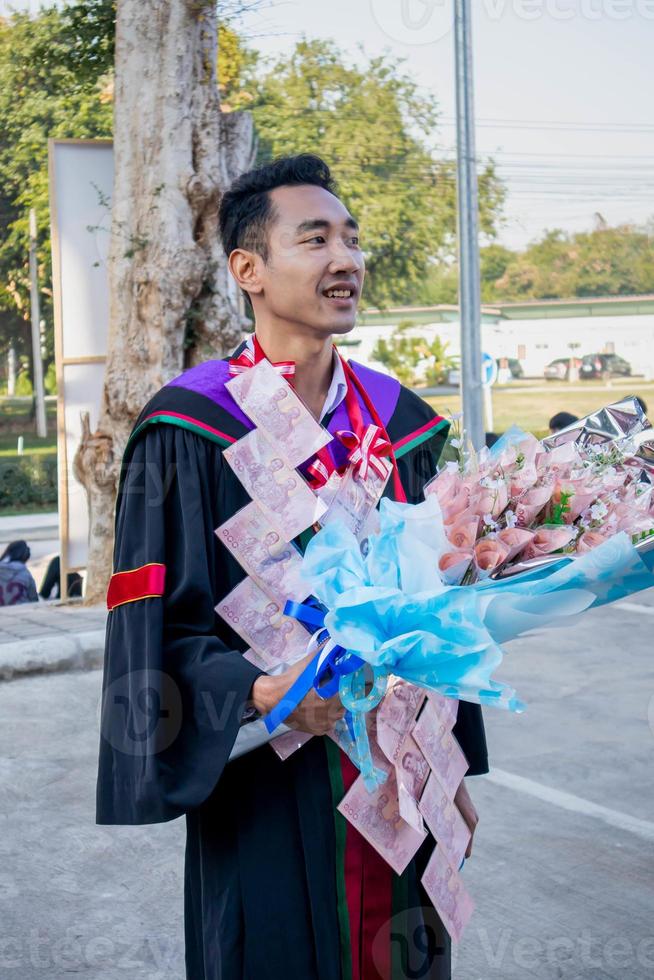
[
  {"xmin": 483, "ymin": 513, "xmax": 498, "ymax": 531},
  {"xmin": 445, "ymin": 460, "xmax": 459, "ymax": 473},
  {"xmin": 450, "ymin": 438, "xmax": 461, "ymax": 449},
  {"xmin": 505, "ymin": 509, "xmax": 517, "ymax": 528},
  {"xmin": 590, "ymin": 501, "xmax": 608, "ymax": 522}
]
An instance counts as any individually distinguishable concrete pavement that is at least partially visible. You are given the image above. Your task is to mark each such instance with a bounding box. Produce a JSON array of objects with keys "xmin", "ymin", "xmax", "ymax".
[
  {"xmin": 0, "ymin": 592, "xmax": 653, "ymax": 978},
  {"xmin": 0, "ymin": 602, "xmax": 106, "ymax": 681}
]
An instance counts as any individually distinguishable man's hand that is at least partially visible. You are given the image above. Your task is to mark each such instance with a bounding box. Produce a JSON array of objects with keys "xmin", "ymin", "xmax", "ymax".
[
  {"xmin": 454, "ymin": 779, "xmax": 479, "ymax": 859},
  {"xmin": 251, "ymin": 651, "xmax": 346, "ymax": 736}
]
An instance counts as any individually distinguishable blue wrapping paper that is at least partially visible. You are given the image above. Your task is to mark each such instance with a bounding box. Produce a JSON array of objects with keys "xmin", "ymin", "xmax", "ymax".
[{"xmin": 302, "ymin": 497, "xmax": 654, "ymax": 713}]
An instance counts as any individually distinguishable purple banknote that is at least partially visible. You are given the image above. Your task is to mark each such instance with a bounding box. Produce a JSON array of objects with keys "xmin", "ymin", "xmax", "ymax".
[
  {"xmin": 418, "ymin": 774, "xmax": 470, "ymax": 871},
  {"xmin": 375, "ymin": 679, "xmax": 427, "ymax": 763},
  {"xmin": 216, "ymin": 501, "xmax": 309, "ymax": 603},
  {"xmin": 393, "ymin": 733, "xmax": 430, "ymax": 801},
  {"xmin": 270, "ymin": 730, "xmax": 313, "ymax": 761},
  {"xmin": 421, "ymin": 846, "xmax": 474, "ymax": 944},
  {"xmin": 223, "ymin": 429, "xmax": 326, "ymax": 539},
  {"xmin": 338, "ymin": 762, "xmax": 426, "ymax": 875},
  {"xmin": 226, "ymin": 359, "xmax": 332, "ymax": 467},
  {"xmin": 319, "ymin": 465, "xmax": 389, "ymax": 539},
  {"xmin": 426, "ymin": 690, "xmax": 459, "ymax": 732},
  {"xmin": 216, "ymin": 576, "xmax": 308, "ymax": 666},
  {"xmin": 412, "ymin": 705, "xmax": 468, "ymax": 800}
]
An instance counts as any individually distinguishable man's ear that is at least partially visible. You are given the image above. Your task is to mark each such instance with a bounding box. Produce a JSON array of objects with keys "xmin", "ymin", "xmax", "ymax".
[{"xmin": 229, "ymin": 248, "xmax": 263, "ymax": 297}]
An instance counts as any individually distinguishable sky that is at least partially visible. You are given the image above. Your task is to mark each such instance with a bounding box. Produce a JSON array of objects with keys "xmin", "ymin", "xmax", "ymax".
[
  {"xmin": 234, "ymin": 0, "xmax": 654, "ymax": 249},
  {"xmin": 7, "ymin": 0, "xmax": 654, "ymax": 250}
]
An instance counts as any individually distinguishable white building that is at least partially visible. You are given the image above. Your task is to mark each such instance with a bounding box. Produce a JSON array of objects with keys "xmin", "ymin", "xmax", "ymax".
[{"xmin": 346, "ymin": 295, "xmax": 654, "ymax": 379}]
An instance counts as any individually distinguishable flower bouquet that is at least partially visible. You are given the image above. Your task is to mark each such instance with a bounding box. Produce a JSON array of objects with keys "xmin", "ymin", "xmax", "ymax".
[{"xmin": 276, "ymin": 396, "xmax": 654, "ymax": 773}]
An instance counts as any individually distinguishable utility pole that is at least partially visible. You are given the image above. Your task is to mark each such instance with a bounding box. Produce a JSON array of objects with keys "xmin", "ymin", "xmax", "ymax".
[
  {"xmin": 454, "ymin": 0, "xmax": 484, "ymax": 450},
  {"xmin": 28, "ymin": 208, "xmax": 47, "ymax": 438}
]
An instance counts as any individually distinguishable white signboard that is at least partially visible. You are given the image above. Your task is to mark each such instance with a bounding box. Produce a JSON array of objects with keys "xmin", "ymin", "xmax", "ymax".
[{"xmin": 49, "ymin": 139, "xmax": 113, "ymax": 584}]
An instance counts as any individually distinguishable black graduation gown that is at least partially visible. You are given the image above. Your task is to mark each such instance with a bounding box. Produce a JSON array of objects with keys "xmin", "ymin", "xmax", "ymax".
[{"xmin": 97, "ymin": 358, "xmax": 488, "ymax": 980}]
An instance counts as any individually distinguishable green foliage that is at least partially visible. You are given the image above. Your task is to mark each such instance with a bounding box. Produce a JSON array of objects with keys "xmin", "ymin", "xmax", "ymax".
[
  {"xmin": 0, "ymin": 452, "xmax": 58, "ymax": 508},
  {"xmin": 14, "ymin": 371, "xmax": 33, "ymax": 396},
  {"xmin": 218, "ymin": 22, "xmax": 259, "ymax": 110},
  {"xmin": 550, "ymin": 489, "xmax": 573, "ymax": 525},
  {"xmin": 249, "ymin": 39, "xmax": 505, "ymax": 308},
  {"xmin": 372, "ymin": 320, "xmax": 458, "ymax": 386},
  {"xmin": 492, "ymin": 224, "xmax": 654, "ymax": 300},
  {"xmin": 0, "ymin": 3, "xmax": 112, "ymax": 373},
  {"xmin": 44, "ymin": 361, "xmax": 57, "ymax": 394}
]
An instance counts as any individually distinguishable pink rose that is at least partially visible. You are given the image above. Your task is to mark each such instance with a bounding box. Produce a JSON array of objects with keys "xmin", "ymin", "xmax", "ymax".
[
  {"xmin": 514, "ymin": 485, "xmax": 553, "ymax": 527},
  {"xmin": 440, "ymin": 486, "xmax": 471, "ymax": 525},
  {"xmin": 469, "ymin": 481, "xmax": 509, "ymax": 519},
  {"xmin": 556, "ymin": 478, "xmax": 599, "ymax": 521},
  {"xmin": 446, "ymin": 515, "xmax": 480, "ymax": 550},
  {"xmin": 575, "ymin": 530, "xmax": 607, "ymax": 554},
  {"xmin": 521, "ymin": 525, "xmax": 577, "ymax": 559},
  {"xmin": 473, "ymin": 536, "xmax": 511, "ymax": 574},
  {"xmin": 438, "ymin": 550, "xmax": 473, "ymax": 585},
  {"xmin": 496, "ymin": 526, "xmax": 535, "ymax": 562},
  {"xmin": 425, "ymin": 469, "xmax": 463, "ymax": 504}
]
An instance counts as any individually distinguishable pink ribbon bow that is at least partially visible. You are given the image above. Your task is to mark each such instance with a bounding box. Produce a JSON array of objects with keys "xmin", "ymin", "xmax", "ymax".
[
  {"xmin": 228, "ymin": 345, "xmax": 295, "ymax": 379},
  {"xmin": 337, "ymin": 424, "xmax": 393, "ymax": 482}
]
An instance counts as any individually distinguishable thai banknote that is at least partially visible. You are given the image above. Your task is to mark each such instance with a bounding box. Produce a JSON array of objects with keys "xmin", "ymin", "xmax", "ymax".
[
  {"xmin": 319, "ymin": 464, "xmax": 389, "ymax": 540},
  {"xmin": 421, "ymin": 845, "xmax": 475, "ymax": 944},
  {"xmin": 398, "ymin": 782, "xmax": 425, "ymax": 835},
  {"xmin": 270, "ymin": 730, "xmax": 313, "ymax": 761},
  {"xmin": 338, "ymin": 762, "xmax": 426, "ymax": 875},
  {"xmin": 392, "ymin": 732, "xmax": 430, "ymax": 802},
  {"xmin": 375, "ymin": 679, "xmax": 427, "ymax": 764},
  {"xmin": 412, "ymin": 707, "xmax": 468, "ymax": 799},
  {"xmin": 226, "ymin": 359, "xmax": 332, "ymax": 467},
  {"xmin": 426, "ymin": 690, "xmax": 459, "ymax": 732},
  {"xmin": 418, "ymin": 773, "xmax": 471, "ymax": 871},
  {"xmin": 223, "ymin": 429, "xmax": 326, "ymax": 539},
  {"xmin": 216, "ymin": 576, "xmax": 308, "ymax": 666},
  {"xmin": 216, "ymin": 501, "xmax": 309, "ymax": 603}
]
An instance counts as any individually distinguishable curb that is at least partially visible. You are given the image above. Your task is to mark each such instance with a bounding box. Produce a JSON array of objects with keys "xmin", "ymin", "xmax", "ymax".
[{"xmin": 0, "ymin": 630, "xmax": 105, "ymax": 682}]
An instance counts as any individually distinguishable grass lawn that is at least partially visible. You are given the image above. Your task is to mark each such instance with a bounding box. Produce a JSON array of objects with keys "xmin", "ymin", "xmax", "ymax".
[
  {"xmin": 0, "ymin": 433, "xmax": 57, "ymax": 456},
  {"xmin": 0, "ymin": 396, "xmax": 58, "ymax": 455},
  {"xmin": 425, "ymin": 379, "xmax": 654, "ymax": 439}
]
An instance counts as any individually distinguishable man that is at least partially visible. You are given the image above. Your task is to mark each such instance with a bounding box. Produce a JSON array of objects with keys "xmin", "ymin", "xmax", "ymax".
[
  {"xmin": 549, "ymin": 411, "xmax": 578, "ymax": 434},
  {"xmin": 97, "ymin": 154, "xmax": 488, "ymax": 979}
]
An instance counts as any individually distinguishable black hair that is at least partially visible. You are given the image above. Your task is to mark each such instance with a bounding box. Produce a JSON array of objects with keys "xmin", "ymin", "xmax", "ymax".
[
  {"xmin": 0, "ymin": 540, "xmax": 30, "ymax": 563},
  {"xmin": 549, "ymin": 411, "xmax": 579, "ymax": 432},
  {"xmin": 218, "ymin": 153, "xmax": 339, "ymax": 311}
]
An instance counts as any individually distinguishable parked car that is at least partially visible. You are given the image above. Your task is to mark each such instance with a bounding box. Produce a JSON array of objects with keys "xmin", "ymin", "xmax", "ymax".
[
  {"xmin": 498, "ymin": 357, "xmax": 524, "ymax": 379},
  {"xmin": 544, "ymin": 357, "xmax": 582, "ymax": 381},
  {"xmin": 580, "ymin": 353, "xmax": 632, "ymax": 380}
]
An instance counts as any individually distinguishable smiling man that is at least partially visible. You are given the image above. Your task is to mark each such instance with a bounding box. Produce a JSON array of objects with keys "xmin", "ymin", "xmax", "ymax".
[{"xmin": 97, "ymin": 154, "xmax": 488, "ymax": 980}]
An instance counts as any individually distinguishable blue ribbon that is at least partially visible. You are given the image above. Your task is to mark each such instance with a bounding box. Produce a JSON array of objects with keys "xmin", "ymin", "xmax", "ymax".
[
  {"xmin": 263, "ymin": 600, "xmax": 364, "ymax": 734},
  {"xmin": 262, "ymin": 598, "xmax": 389, "ymax": 790}
]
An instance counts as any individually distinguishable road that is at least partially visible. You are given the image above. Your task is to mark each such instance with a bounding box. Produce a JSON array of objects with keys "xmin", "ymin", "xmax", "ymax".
[{"xmin": 1, "ymin": 593, "xmax": 653, "ymax": 979}]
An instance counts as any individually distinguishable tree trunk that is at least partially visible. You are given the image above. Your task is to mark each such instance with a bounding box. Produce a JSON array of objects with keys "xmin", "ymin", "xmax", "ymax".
[{"xmin": 74, "ymin": 0, "xmax": 254, "ymax": 604}]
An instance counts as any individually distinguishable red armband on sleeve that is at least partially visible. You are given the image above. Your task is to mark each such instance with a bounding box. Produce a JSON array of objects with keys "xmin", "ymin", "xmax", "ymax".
[{"xmin": 106, "ymin": 562, "xmax": 166, "ymax": 611}]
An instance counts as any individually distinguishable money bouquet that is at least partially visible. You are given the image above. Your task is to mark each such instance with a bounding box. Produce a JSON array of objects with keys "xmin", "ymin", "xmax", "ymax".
[{"xmin": 428, "ymin": 398, "xmax": 654, "ymax": 586}]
